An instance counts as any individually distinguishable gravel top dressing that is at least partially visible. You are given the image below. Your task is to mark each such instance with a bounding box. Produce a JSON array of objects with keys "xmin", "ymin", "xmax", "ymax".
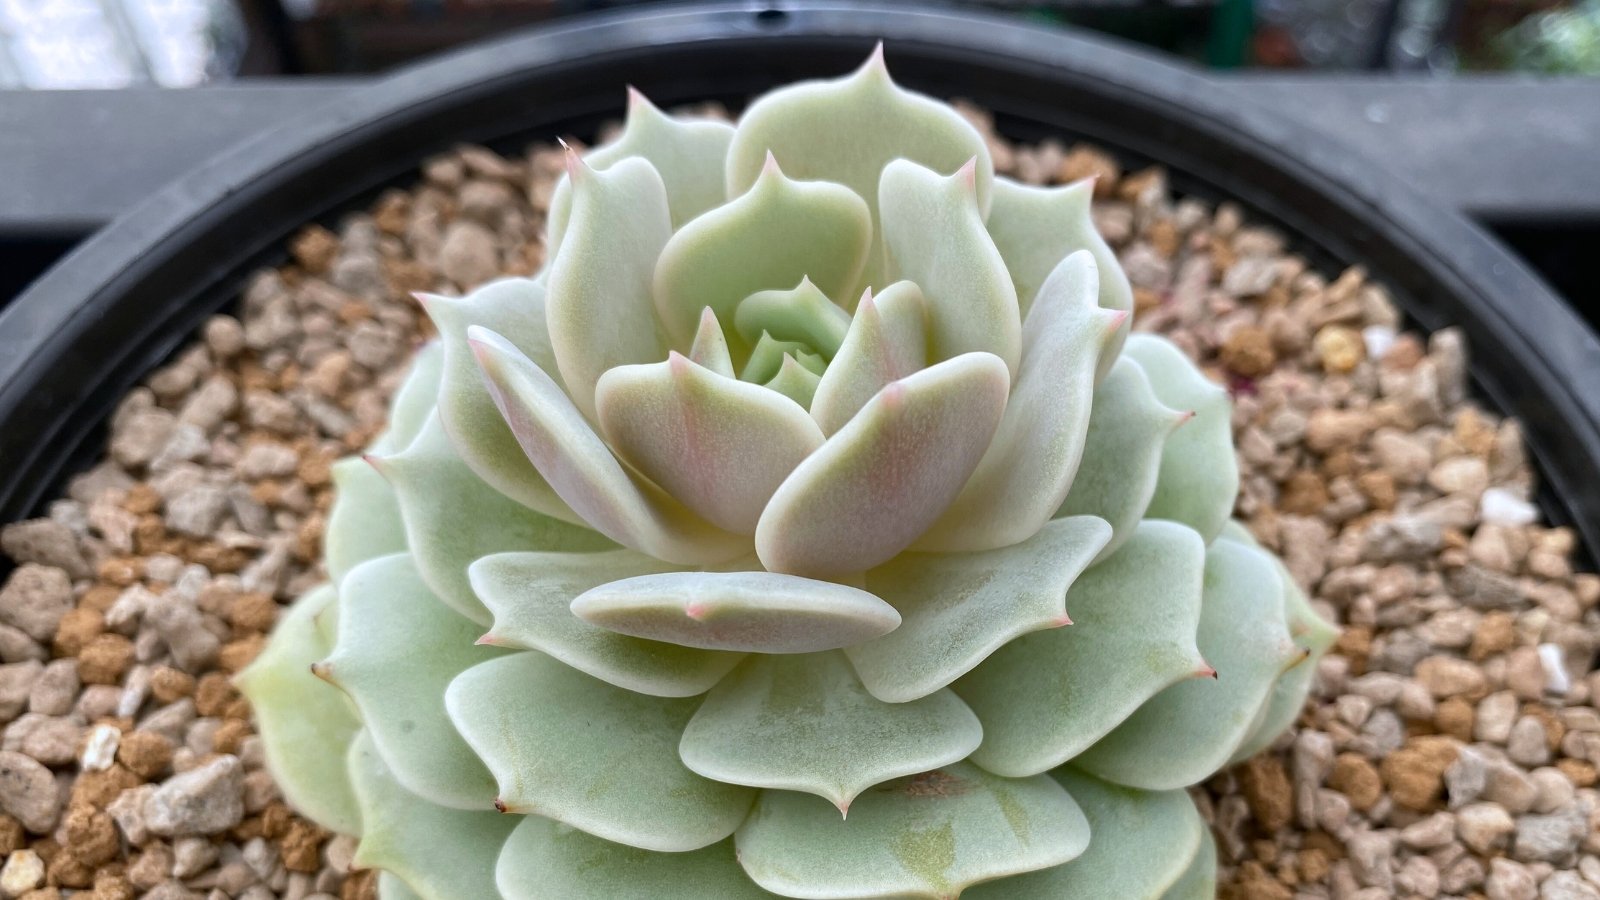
[{"xmin": 0, "ymin": 103, "xmax": 1595, "ymax": 900}]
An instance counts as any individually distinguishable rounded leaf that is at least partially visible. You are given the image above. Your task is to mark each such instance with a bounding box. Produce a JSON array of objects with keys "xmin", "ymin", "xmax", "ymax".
[{"xmin": 496, "ymin": 816, "xmax": 771, "ymax": 900}]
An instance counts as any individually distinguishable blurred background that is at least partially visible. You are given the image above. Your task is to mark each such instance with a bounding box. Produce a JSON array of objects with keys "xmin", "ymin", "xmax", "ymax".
[{"xmin": 3, "ymin": 0, "xmax": 1598, "ymax": 87}]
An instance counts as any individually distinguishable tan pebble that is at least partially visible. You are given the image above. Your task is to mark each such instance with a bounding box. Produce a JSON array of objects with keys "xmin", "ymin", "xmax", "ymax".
[
  {"xmin": 194, "ymin": 673, "xmax": 237, "ymax": 718},
  {"xmin": 68, "ymin": 764, "xmax": 139, "ymax": 810},
  {"xmin": 1380, "ymin": 735, "xmax": 1458, "ymax": 810},
  {"xmin": 1355, "ymin": 471, "xmax": 1397, "ymax": 511},
  {"xmin": 1280, "ymin": 470, "xmax": 1330, "ymax": 516},
  {"xmin": 1435, "ymin": 696, "xmax": 1475, "ymax": 741},
  {"xmin": 148, "ymin": 666, "xmax": 196, "ymax": 705},
  {"xmin": 290, "ymin": 225, "xmax": 339, "ymax": 274},
  {"xmin": 1057, "ymin": 145, "xmax": 1119, "ymax": 194},
  {"xmin": 342, "ymin": 867, "xmax": 378, "ymax": 900},
  {"xmin": 44, "ymin": 848, "xmax": 93, "ymax": 888},
  {"xmin": 1556, "ymin": 758, "xmax": 1596, "ymax": 787},
  {"xmin": 77, "ymin": 633, "xmax": 133, "ymax": 685},
  {"xmin": 1313, "ymin": 324, "xmax": 1365, "ymax": 374},
  {"xmin": 228, "ymin": 593, "xmax": 279, "ymax": 634},
  {"xmin": 0, "ymin": 816, "xmax": 21, "ymax": 856},
  {"xmin": 281, "ymin": 819, "xmax": 325, "ymax": 873},
  {"xmin": 116, "ymin": 731, "xmax": 174, "ymax": 781},
  {"xmin": 1238, "ymin": 754, "xmax": 1293, "ymax": 832},
  {"xmin": 212, "ymin": 719, "xmax": 252, "ymax": 756},
  {"xmin": 1469, "ymin": 612, "xmax": 1516, "ymax": 662},
  {"xmin": 51, "ymin": 607, "xmax": 105, "ymax": 658},
  {"xmin": 1414, "ymin": 655, "xmax": 1488, "ymax": 699},
  {"xmin": 1304, "ymin": 408, "xmax": 1373, "ymax": 454},
  {"xmin": 63, "ymin": 803, "xmax": 120, "ymax": 867},
  {"xmin": 88, "ymin": 871, "xmax": 134, "ymax": 900},
  {"xmin": 1327, "ymin": 753, "xmax": 1383, "ymax": 810},
  {"xmin": 125, "ymin": 843, "xmax": 171, "ymax": 890},
  {"xmin": 1221, "ymin": 326, "xmax": 1277, "ymax": 378},
  {"xmin": 1231, "ymin": 860, "xmax": 1292, "ymax": 900},
  {"xmin": 218, "ymin": 635, "xmax": 266, "ymax": 673}
]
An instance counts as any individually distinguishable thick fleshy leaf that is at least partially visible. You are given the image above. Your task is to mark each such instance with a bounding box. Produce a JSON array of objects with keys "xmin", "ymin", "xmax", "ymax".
[
  {"xmin": 572, "ymin": 570, "xmax": 899, "ymax": 653},
  {"xmin": 347, "ymin": 731, "xmax": 515, "ymax": 899},
  {"xmin": 377, "ymin": 872, "xmax": 423, "ymax": 900},
  {"xmin": 470, "ymin": 327, "xmax": 747, "ymax": 565},
  {"xmin": 755, "ymin": 352, "xmax": 1010, "ymax": 578},
  {"xmin": 1071, "ymin": 538, "xmax": 1299, "ymax": 789},
  {"xmin": 421, "ymin": 279, "xmax": 576, "ymax": 519},
  {"xmin": 987, "ymin": 176, "xmax": 1133, "ymax": 374},
  {"xmin": 1123, "ymin": 334, "xmax": 1238, "ymax": 543},
  {"xmin": 726, "ymin": 45, "xmax": 992, "ymax": 292},
  {"xmin": 734, "ymin": 277, "xmax": 852, "ymax": 359},
  {"xmin": 595, "ymin": 353, "xmax": 824, "ymax": 534},
  {"xmin": 325, "ymin": 457, "xmax": 406, "ymax": 586},
  {"xmin": 679, "ymin": 652, "xmax": 981, "ymax": 811},
  {"xmin": 654, "ymin": 156, "xmax": 870, "ymax": 351},
  {"xmin": 1054, "ymin": 357, "xmax": 1187, "ymax": 563},
  {"xmin": 318, "ymin": 554, "xmax": 506, "ymax": 808},
  {"xmin": 546, "ymin": 154, "xmax": 671, "ymax": 419},
  {"xmin": 368, "ymin": 339, "xmax": 444, "ymax": 455},
  {"xmin": 879, "ymin": 158, "xmax": 1019, "ymax": 377},
  {"xmin": 377, "ymin": 412, "xmax": 615, "ymax": 624},
  {"xmin": 234, "ymin": 586, "xmax": 361, "ymax": 835},
  {"xmin": 1221, "ymin": 522, "xmax": 1338, "ymax": 763},
  {"xmin": 849, "ymin": 516, "xmax": 1112, "ymax": 704},
  {"xmin": 689, "ymin": 307, "xmax": 736, "ymax": 378},
  {"xmin": 736, "ymin": 762, "xmax": 1088, "ymax": 899},
  {"xmin": 915, "ymin": 251, "xmax": 1123, "ymax": 552},
  {"xmin": 809, "ymin": 282, "xmax": 928, "ymax": 436},
  {"xmin": 966, "ymin": 769, "xmax": 1203, "ymax": 900},
  {"xmin": 548, "ymin": 89, "xmax": 736, "ymax": 253},
  {"xmin": 471, "ymin": 550, "xmax": 744, "ymax": 697},
  {"xmin": 496, "ymin": 816, "xmax": 772, "ymax": 900},
  {"xmin": 1161, "ymin": 819, "xmax": 1218, "ymax": 899},
  {"xmin": 954, "ymin": 520, "xmax": 1207, "ymax": 777},
  {"xmin": 764, "ymin": 356, "xmax": 822, "ymax": 409},
  {"xmin": 742, "ymin": 332, "xmax": 824, "ymax": 384},
  {"xmin": 446, "ymin": 652, "xmax": 756, "ymax": 851}
]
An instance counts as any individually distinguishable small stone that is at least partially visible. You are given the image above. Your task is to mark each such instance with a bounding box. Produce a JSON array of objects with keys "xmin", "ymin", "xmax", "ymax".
[
  {"xmin": 1528, "ymin": 767, "xmax": 1576, "ymax": 815},
  {"xmin": 1362, "ymin": 514, "xmax": 1442, "ymax": 562},
  {"xmin": 1381, "ymin": 735, "xmax": 1457, "ymax": 810},
  {"xmin": 1328, "ymin": 752, "xmax": 1383, "ymax": 810},
  {"xmin": 0, "ymin": 849, "xmax": 44, "ymax": 896},
  {"xmin": 1482, "ymin": 487, "xmax": 1538, "ymax": 527},
  {"xmin": 145, "ymin": 755, "xmax": 244, "ymax": 836},
  {"xmin": 117, "ymin": 730, "xmax": 174, "ymax": 780},
  {"xmin": 1314, "ymin": 324, "xmax": 1365, "ymax": 373},
  {"xmin": 164, "ymin": 483, "xmax": 230, "ymax": 538},
  {"xmin": 1220, "ymin": 325, "xmax": 1276, "ymax": 376},
  {"xmin": 1305, "ymin": 408, "xmax": 1373, "ymax": 453},
  {"xmin": 1399, "ymin": 811, "xmax": 1456, "ymax": 849},
  {"xmin": 1487, "ymin": 858, "xmax": 1539, "ymax": 900},
  {"xmin": 1238, "ymin": 754, "xmax": 1292, "ymax": 832},
  {"xmin": 0, "ymin": 752, "xmax": 58, "ymax": 833},
  {"xmin": 0, "ymin": 565, "xmax": 72, "ymax": 642},
  {"xmin": 78, "ymin": 723, "xmax": 120, "ymax": 772},
  {"xmin": 105, "ymin": 784, "xmax": 152, "ymax": 845},
  {"xmin": 438, "ymin": 220, "xmax": 499, "ymax": 287},
  {"xmin": 1415, "ymin": 655, "xmax": 1487, "ymax": 699},
  {"xmin": 1429, "ymin": 455, "xmax": 1489, "ymax": 497},
  {"xmin": 0, "ymin": 519, "xmax": 89, "ymax": 579},
  {"xmin": 1509, "ymin": 716, "xmax": 1554, "ymax": 767},
  {"xmin": 26, "ymin": 659, "xmax": 78, "ymax": 718},
  {"xmin": 0, "ymin": 662, "xmax": 41, "ymax": 722},
  {"xmin": 1540, "ymin": 871, "xmax": 1600, "ymax": 900},
  {"xmin": 1371, "ymin": 429, "xmax": 1433, "ymax": 485},
  {"xmin": 171, "ymin": 836, "xmax": 218, "ymax": 878},
  {"xmin": 1346, "ymin": 829, "xmax": 1394, "ymax": 890},
  {"xmin": 1459, "ymin": 800, "xmax": 1517, "ymax": 853},
  {"xmin": 110, "ymin": 408, "xmax": 176, "ymax": 469},
  {"xmin": 143, "ymin": 592, "xmax": 220, "ymax": 673},
  {"xmin": 1513, "ymin": 808, "xmax": 1585, "ymax": 863},
  {"xmin": 77, "ymin": 634, "xmax": 134, "ymax": 685}
]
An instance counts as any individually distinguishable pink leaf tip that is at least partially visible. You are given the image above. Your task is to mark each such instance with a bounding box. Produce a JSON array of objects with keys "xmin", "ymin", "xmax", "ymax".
[
  {"xmin": 1195, "ymin": 662, "xmax": 1218, "ymax": 680},
  {"xmin": 684, "ymin": 602, "xmax": 710, "ymax": 621},
  {"xmin": 1050, "ymin": 612, "xmax": 1073, "ymax": 628},
  {"xmin": 761, "ymin": 149, "xmax": 783, "ymax": 177}
]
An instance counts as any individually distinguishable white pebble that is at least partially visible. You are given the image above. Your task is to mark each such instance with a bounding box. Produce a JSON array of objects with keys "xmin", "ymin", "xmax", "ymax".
[
  {"xmin": 0, "ymin": 849, "xmax": 44, "ymax": 896},
  {"xmin": 1480, "ymin": 487, "xmax": 1538, "ymax": 527},
  {"xmin": 1362, "ymin": 324, "xmax": 1397, "ymax": 360},
  {"xmin": 1538, "ymin": 643, "xmax": 1571, "ymax": 694},
  {"xmin": 79, "ymin": 722, "xmax": 121, "ymax": 771}
]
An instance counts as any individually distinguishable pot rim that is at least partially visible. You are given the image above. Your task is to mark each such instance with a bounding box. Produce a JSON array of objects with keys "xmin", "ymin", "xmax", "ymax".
[{"xmin": 2, "ymin": 1, "xmax": 1596, "ymax": 559}]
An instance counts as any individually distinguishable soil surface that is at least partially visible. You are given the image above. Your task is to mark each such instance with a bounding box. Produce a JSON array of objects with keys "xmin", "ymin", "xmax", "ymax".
[{"xmin": 0, "ymin": 103, "xmax": 1595, "ymax": 900}]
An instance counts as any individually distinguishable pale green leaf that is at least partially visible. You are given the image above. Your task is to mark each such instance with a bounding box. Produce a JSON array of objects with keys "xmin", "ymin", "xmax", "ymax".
[
  {"xmin": 966, "ymin": 769, "xmax": 1203, "ymax": 899},
  {"xmin": 734, "ymin": 276, "xmax": 852, "ymax": 359},
  {"xmin": 849, "ymin": 515, "xmax": 1112, "ymax": 704},
  {"xmin": 1161, "ymin": 821, "xmax": 1218, "ymax": 899},
  {"xmin": 878, "ymin": 158, "xmax": 1019, "ymax": 377},
  {"xmin": 348, "ymin": 731, "xmax": 515, "ymax": 899},
  {"xmin": 378, "ymin": 412, "xmax": 616, "ymax": 624},
  {"xmin": 755, "ymin": 352, "xmax": 1010, "ymax": 579},
  {"xmin": 679, "ymin": 652, "xmax": 981, "ymax": 811},
  {"xmin": 469, "ymin": 327, "xmax": 748, "ymax": 565},
  {"xmin": 654, "ymin": 156, "xmax": 870, "ymax": 354},
  {"xmin": 736, "ymin": 762, "xmax": 1088, "ymax": 899},
  {"xmin": 742, "ymin": 332, "xmax": 823, "ymax": 384},
  {"xmin": 234, "ymin": 585, "xmax": 361, "ymax": 835},
  {"xmin": 954, "ymin": 520, "xmax": 1207, "ymax": 777},
  {"xmin": 725, "ymin": 45, "xmax": 992, "ymax": 292},
  {"xmin": 496, "ymin": 816, "xmax": 773, "ymax": 900},
  {"xmin": 421, "ymin": 278, "xmax": 576, "ymax": 519},
  {"xmin": 546, "ymin": 154, "xmax": 671, "ymax": 419},
  {"xmin": 1123, "ymin": 334, "xmax": 1238, "ymax": 543},
  {"xmin": 915, "ymin": 251, "xmax": 1123, "ymax": 552},
  {"xmin": 1054, "ymin": 357, "xmax": 1187, "ymax": 563},
  {"xmin": 367, "ymin": 339, "xmax": 444, "ymax": 455},
  {"xmin": 764, "ymin": 356, "xmax": 822, "ymax": 409},
  {"xmin": 1072, "ymin": 538, "xmax": 1299, "ymax": 789},
  {"xmin": 471, "ymin": 550, "xmax": 743, "ymax": 697},
  {"xmin": 595, "ymin": 353, "xmax": 824, "ymax": 534},
  {"xmin": 324, "ymin": 458, "xmax": 405, "ymax": 587},
  {"xmin": 319, "ymin": 554, "xmax": 506, "ymax": 808},
  {"xmin": 571, "ymin": 570, "xmax": 899, "ymax": 654},
  {"xmin": 987, "ymin": 176, "xmax": 1133, "ymax": 375},
  {"xmin": 689, "ymin": 307, "xmax": 736, "ymax": 378},
  {"xmin": 446, "ymin": 651, "xmax": 756, "ymax": 851},
  {"xmin": 377, "ymin": 872, "xmax": 423, "ymax": 900},
  {"xmin": 809, "ymin": 281, "xmax": 927, "ymax": 436},
  {"xmin": 548, "ymin": 89, "xmax": 736, "ymax": 253}
]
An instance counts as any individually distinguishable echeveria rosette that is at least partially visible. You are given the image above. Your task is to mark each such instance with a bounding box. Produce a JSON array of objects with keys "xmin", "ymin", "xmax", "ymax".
[{"xmin": 236, "ymin": 47, "xmax": 1338, "ymax": 899}]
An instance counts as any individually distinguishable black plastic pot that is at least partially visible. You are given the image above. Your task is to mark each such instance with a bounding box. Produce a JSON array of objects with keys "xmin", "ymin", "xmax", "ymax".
[{"xmin": 2, "ymin": 2, "xmax": 1598, "ymax": 561}]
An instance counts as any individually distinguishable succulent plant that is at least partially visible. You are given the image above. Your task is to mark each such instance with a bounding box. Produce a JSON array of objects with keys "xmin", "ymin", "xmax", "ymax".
[{"xmin": 238, "ymin": 47, "xmax": 1338, "ymax": 899}]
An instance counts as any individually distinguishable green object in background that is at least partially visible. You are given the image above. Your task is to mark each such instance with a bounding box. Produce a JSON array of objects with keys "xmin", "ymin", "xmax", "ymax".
[{"xmin": 1498, "ymin": 0, "xmax": 1600, "ymax": 73}]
